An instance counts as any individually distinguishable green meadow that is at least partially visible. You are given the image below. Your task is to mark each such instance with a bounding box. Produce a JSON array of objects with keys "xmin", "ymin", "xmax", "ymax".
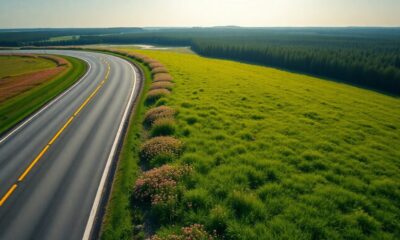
[
  {"xmin": 0, "ymin": 55, "xmax": 57, "ymax": 78},
  {"xmin": 114, "ymin": 48, "xmax": 400, "ymax": 239}
]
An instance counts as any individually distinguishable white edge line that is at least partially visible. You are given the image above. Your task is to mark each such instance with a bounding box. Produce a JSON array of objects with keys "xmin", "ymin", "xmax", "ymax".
[
  {"xmin": 82, "ymin": 58, "xmax": 138, "ymax": 240},
  {"xmin": 0, "ymin": 53, "xmax": 92, "ymax": 144}
]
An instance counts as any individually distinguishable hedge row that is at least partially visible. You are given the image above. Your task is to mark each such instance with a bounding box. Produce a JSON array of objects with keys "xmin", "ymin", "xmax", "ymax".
[{"xmin": 121, "ymin": 51, "xmax": 214, "ymax": 239}]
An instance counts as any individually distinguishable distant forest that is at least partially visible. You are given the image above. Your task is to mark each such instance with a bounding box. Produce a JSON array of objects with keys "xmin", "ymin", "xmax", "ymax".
[{"xmin": 1, "ymin": 27, "xmax": 399, "ymax": 95}]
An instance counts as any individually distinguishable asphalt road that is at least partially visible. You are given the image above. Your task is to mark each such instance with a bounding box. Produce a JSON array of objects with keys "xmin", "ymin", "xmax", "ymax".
[{"xmin": 0, "ymin": 50, "xmax": 140, "ymax": 240}]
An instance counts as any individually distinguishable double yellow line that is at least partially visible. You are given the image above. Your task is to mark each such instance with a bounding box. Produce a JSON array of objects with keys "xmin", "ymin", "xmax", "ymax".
[{"xmin": 0, "ymin": 59, "xmax": 111, "ymax": 207}]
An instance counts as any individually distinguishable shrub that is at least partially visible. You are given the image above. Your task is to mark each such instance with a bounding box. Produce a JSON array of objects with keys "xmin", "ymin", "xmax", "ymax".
[
  {"xmin": 133, "ymin": 165, "xmax": 192, "ymax": 205},
  {"xmin": 154, "ymin": 73, "xmax": 173, "ymax": 82},
  {"xmin": 128, "ymin": 53, "xmax": 147, "ymax": 61},
  {"xmin": 151, "ymin": 118, "xmax": 176, "ymax": 137},
  {"xmin": 140, "ymin": 136, "xmax": 183, "ymax": 162},
  {"xmin": 152, "ymin": 67, "xmax": 169, "ymax": 75},
  {"xmin": 148, "ymin": 61, "xmax": 164, "ymax": 69},
  {"xmin": 144, "ymin": 106, "xmax": 177, "ymax": 126},
  {"xmin": 146, "ymin": 89, "xmax": 171, "ymax": 104},
  {"xmin": 150, "ymin": 82, "xmax": 174, "ymax": 91},
  {"xmin": 143, "ymin": 57, "xmax": 158, "ymax": 64},
  {"xmin": 150, "ymin": 224, "xmax": 215, "ymax": 240}
]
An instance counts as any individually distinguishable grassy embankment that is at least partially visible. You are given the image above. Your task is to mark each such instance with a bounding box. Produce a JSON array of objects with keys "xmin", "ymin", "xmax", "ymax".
[
  {"xmin": 104, "ymin": 47, "xmax": 400, "ymax": 239},
  {"xmin": 0, "ymin": 55, "xmax": 87, "ymax": 134},
  {"xmin": 100, "ymin": 48, "xmax": 192, "ymax": 239},
  {"xmin": 99, "ymin": 53, "xmax": 152, "ymax": 239}
]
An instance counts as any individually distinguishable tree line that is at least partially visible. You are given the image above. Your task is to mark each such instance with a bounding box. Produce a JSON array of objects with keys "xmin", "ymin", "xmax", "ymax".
[
  {"xmin": 191, "ymin": 39, "xmax": 400, "ymax": 95},
  {"xmin": 1, "ymin": 27, "xmax": 399, "ymax": 95}
]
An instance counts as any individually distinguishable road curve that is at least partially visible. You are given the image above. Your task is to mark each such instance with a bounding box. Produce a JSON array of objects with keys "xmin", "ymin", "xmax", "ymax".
[{"xmin": 0, "ymin": 50, "xmax": 140, "ymax": 240}]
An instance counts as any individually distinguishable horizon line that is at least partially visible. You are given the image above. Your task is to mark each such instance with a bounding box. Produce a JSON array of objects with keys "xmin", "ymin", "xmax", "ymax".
[{"xmin": 1, "ymin": 25, "xmax": 400, "ymax": 30}]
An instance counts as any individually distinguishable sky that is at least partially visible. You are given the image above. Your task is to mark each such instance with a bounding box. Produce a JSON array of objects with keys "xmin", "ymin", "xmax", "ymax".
[{"xmin": 0, "ymin": 0, "xmax": 399, "ymax": 28}]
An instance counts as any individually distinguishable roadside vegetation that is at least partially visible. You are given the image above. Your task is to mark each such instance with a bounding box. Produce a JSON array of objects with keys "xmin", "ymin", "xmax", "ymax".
[
  {"xmin": 104, "ymin": 47, "xmax": 400, "ymax": 239},
  {"xmin": 100, "ymin": 49, "xmax": 213, "ymax": 240},
  {"xmin": 0, "ymin": 54, "xmax": 86, "ymax": 134}
]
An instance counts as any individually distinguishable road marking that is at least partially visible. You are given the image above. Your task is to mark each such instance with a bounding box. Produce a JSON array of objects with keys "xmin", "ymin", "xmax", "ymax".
[
  {"xmin": 0, "ymin": 59, "xmax": 111, "ymax": 207},
  {"xmin": 18, "ymin": 145, "xmax": 50, "ymax": 182},
  {"xmin": 48, "ymin": 116, "xmax": 74, "ymax": 145},
  {"xmin": 0, "ymin": 184, "xmax": 17, "ymax": 206},
  {"xmin": 82, "ymin": 57, "xmax": 138, "ymax": 240}
]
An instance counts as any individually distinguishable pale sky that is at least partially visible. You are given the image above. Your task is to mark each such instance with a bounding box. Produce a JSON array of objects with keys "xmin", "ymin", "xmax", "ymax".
[{"xmin": 0, "ymin": 0, "xmax": 399, "ymax": 28}]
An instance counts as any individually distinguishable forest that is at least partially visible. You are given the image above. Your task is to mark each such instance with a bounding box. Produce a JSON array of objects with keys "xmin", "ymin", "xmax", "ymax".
[{"xmin": 1, "ymin": 27, "xmax": 399, "ymax": 95}]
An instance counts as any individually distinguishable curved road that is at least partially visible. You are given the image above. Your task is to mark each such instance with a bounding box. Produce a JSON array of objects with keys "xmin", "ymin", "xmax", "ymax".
[{"xmin": 0, "ymin": 50, "xmax": 140, "ymax": 240}]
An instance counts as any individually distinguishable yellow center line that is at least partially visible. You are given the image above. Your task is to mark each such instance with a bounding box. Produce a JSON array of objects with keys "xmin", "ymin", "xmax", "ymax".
[
  {"xmin": 48, "ymin": 116, "xmax": 74, "ymax": 145},
  {"xmin": 18, "ymin": 145, "xmax": 50, "ymax": 182},
  {"xmin": 0, "ymin": 184, "xmax": 17, "ymax": 206},
  {"xmin": 0, "ymin": 59, "xmax": 111, "ymax": 207}
]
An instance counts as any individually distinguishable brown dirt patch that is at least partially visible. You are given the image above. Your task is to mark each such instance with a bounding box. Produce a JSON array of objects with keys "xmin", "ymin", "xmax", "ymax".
[{"xmin": 0, "ymin": 66, "xmax": 67, "ymax": 103}]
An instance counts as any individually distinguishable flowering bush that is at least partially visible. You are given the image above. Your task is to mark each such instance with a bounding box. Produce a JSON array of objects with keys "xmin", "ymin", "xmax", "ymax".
[
  {"xmin": 154, "ymin": 73, "xmax": 174, "ymax": 82},
  {"xmin": 143, "ymin": 57, "xmax": 159, "ymax": 64},
  {"xmin": 150, "ymin": 82, "xmax": 174, "ymax": 91},
  {"xmin": 152, "ymin": 67, "xmax": 169, "ymax": 75},
  {"xmin": 150, "ymin": 62, "xmax": 165, "ymax": 68},
  {"xmin": 125, "ymin": 52, "xmax": 148, "ymax": 61},
  {"xmin": 140, "ymin": 136, "xmax": 183, "ymax": 162},
  {"xmin": 150, "ymin": 224, "xmax": 215, "ymax": 240},
  {"xmin": 134, "ymin": 165, "xmax": 192, "ymax": 205},
  {"xmin": 144, "ymin": 106, "xmax": 177, "ymax": 126},
  {"xmin": 146, "ymin": 89, "xmax": 171, "ymax": 104}
]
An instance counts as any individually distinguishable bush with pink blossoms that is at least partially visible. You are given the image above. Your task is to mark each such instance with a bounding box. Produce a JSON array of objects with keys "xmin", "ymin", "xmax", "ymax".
[
  {"xmin": 133, "ymin": 164, "xmax": 192, "ymax": 206},
  {"xmin": 150, "ymin": 224, "xmax": 215, "ymax": 240}
]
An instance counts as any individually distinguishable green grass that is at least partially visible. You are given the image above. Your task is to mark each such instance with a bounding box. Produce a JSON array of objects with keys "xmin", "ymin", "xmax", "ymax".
[
  {"xmin": 100, "ymin": 55, "xmax": 151, "ymax": 240},
  {"xmin": 0, "ymin": 55, "xmax": 57, "ymax": 78},
  {"xmin": 0, "ymin": 55, "xmax": 87, "ymax": 134},
  {"xmin": 113, "ymin": 47, "xmax": 400, "ymax": 239}
]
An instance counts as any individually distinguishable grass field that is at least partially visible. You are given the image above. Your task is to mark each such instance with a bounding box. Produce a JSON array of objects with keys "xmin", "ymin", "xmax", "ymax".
[
  {"xmin": 0, "ymin": 55, "xmax": 57, "ymax": 78},
  {"xmin": 0, "ymin": 55, "xmax": 87, "ymax": 134},
  {"xmin": 104, "ymin": 48, "xmax": 400, "ymax": 239}
]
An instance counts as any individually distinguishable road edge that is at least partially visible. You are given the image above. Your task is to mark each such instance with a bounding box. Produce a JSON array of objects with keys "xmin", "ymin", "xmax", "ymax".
[{"xmin": 82, "ymin": 55, "xmax": 145, "ymax": 240}]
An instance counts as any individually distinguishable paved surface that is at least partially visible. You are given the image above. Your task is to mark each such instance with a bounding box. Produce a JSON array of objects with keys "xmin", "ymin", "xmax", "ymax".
[{"xmin": 0, "ymin": 50, "xmax": 140, "ymax": 240}]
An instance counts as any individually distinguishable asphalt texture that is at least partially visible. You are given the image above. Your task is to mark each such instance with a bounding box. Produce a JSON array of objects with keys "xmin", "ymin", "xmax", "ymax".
[{"xmin": 0, "ymin": 50, "xmax": 140, "ymax": 240}]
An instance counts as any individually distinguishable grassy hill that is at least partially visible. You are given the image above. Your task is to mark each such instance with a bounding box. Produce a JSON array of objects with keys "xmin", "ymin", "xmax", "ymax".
[{"xmin": 114, "ymin": 47, "xmax": 400, "ymax": 239}]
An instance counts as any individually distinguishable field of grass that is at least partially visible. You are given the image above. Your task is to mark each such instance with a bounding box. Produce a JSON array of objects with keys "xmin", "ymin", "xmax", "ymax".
[
  {"xmin": 0, "ymin": 55, "xmax": 87, "ymax": 134},
  {"xmin": 108, "ymin": 47, "xmax": 400, "ymax": 239},
  {"xmin": 0, "ymin": 55, "xmax": 57, "ymax": 78}
]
